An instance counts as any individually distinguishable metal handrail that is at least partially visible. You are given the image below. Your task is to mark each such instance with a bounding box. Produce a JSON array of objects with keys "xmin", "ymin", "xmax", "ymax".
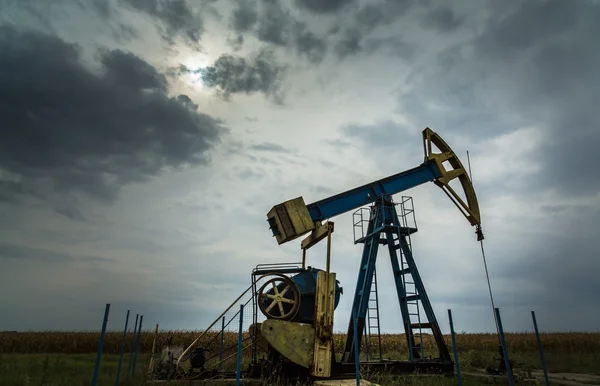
[{"xmin": 175, "ymin": 273, "xmax": 277, "ymax": 373}]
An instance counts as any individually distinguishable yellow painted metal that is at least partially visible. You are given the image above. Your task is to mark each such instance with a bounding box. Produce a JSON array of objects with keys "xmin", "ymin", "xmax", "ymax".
[
  {"xmin": 301, "ymin": 221, "xmax": 334, "ymax": 250},
  {"xmin": 147, "ymin": 324, "xmax": 159, "ymax": 375},
  {"xmin": 422, "ymin": 127, "xmax": 483, "ymax": 230},
  {"xmin": 249, "ymin": 322, "xmax": 269, "ymax": 353},
  {"xmin": 311, "ymin": 270, "xmax": 336, "ymax": 378},
  {"xmin": 261, "ymin": 319, "xmax": 315, "ymax": 368},
  {"xmin": 267, "ymin": 197, "xmax": 316, "ymax": 245}
]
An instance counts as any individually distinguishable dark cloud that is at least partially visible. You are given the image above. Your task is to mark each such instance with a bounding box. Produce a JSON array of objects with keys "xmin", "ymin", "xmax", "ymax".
[
  {"xmin": 396, "ymin": 0, "xmax": 600, "ymax": 197},
  {"xmin": 334, "ymin": 29, "xmax": 414, "ymax": 60},
  {"xmin": 293, "ymin": 0, "xmax": 356, "ymax": 14},
  {"xmin": 249, "ymin": 143, "xmax": 289, "ymax": 153},
  {"xmin": 175, "ymin": 48, "xmax": 286, "ymax": 101},
  {"xmin": 353, "ymin": 0, "xmax": 415, "ymax": 33},
  {"xmin": 330, "ymin": 0, "xmax": 416, "ymax": 59},
  {"xmin": 230, "ymin": 0, "xmax": 257, "ymax": 33},
  {"xmin": 338, "ymin": 0, "xmax": 600, "ymax": 330},
  {"xmin": 228, "ymin": 0, "xmax": 327, "ymax": 64},
  {"xmin": 419, "ymin": 5, "xmax": 465, "ymax": 33},
  {"xmin": 118, "ymin": 0, "xmax": 203, "ymax": 46},
  {"xmin": 0, "ymin": 25, "xmax": 226, "ymax": 204},
  {"xmin": 0, "ymin": 243, "xmax": 111, "ymax": 263}
]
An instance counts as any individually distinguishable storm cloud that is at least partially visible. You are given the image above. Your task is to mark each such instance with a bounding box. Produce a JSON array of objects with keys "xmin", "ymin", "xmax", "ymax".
[
  {"xmin": 228, "ymin": 0, "xmax": 327, "ymax": 63},
  {"xmin": 1, "ymin": 0, "xmax": 598, "ymax": 335},
  {"xmin": 0, "ymin": 25, "xmax": 226, "ymax": 203},
  {"xmin": 396, "ymin": 0, "xmax": 600, "ymax": 197},
  {"xmin": 118, "ymin": 0, "xmax": 204, "ymax": 46},
  {"xmin": 293, "ymin": 0, "xmax": 356, "ymax": 14},
  {"xmin": 339, "ymin": 0, "xmax": 600, "ymax": 329},
  {"xmin": 174, "ymin": 48, "xmax": 286, "ymax": 101}
]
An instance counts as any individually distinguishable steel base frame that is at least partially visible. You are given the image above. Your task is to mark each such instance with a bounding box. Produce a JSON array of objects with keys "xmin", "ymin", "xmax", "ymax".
[{"xmin": 342, "ymin": 194, "xmax": 453, "ymax": 367}]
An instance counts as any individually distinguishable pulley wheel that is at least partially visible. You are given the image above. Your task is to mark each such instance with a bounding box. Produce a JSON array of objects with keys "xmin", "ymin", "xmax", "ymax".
[{"xmin": 258, "ymin": 275, "xmax": 301, "ymax": 320}]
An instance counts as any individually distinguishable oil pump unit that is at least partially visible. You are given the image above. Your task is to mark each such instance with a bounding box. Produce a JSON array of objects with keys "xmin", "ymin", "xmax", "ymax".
[
  {"xmin": 255, "ymin": 127, "xmax": 484, "ymax": 378},
  {"xmin": 153, "ymin": 127, "xmax": 485, "ymax": 383}
]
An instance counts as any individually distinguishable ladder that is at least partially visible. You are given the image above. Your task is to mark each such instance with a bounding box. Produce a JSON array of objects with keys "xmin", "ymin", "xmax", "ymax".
[
  {"xmin": 399, "ymin": 235, "xmax": 425, "ymax": 360},
  {"xmin": 364, "ymin": 266, "xmax": 382, "ymax": 361},
  {"xmin": 396, "ymin": 198, "xmax": 425, "ymax": 360}
]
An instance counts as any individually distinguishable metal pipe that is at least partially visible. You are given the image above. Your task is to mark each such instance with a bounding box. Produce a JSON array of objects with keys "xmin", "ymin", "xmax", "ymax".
[
  {"xmin": 92, "ymin": 303, "xmax": 110, "ymax": 386},
  {"xmin": 353, "ymin": 308, "xmax": 360, "ymax": 386},
  {"xmin": 115, "ymin": 309, "xmax": 130, "ymax": 386},
  {"xmin": 495, "ymin": 308, "xmax": 514, "ymax": 386},
  {"xmin": 219, "ymin": 316, "xmax": 225, "ymax": 371},
  {"xmin": 236, "ymin": 304, "xmax": 244, "ymax": 386},
  {"xmin": 131, "ymin": 315, "xmax": 144, "ymax": 376},
  {"xmin": 447, "ymin": 309, "xmax": 462, "ymax": 386},
  {"xmin": 147, "ymin": 324, "xmax": 159, "ymax": 376},
  {"xmin": 531, "ymin": 311, "xmax": 549, "ymax": 386},
  {"xmin": 127, "ymin": 313, "xmax": 139, "ymax": 378},
  {"xmin": 326, "ymin": 225, "xmax": 332, "ymax": 274},
  {"xmin": 302, "ymin": 248, "xmax": 307, "ymax": 269}
]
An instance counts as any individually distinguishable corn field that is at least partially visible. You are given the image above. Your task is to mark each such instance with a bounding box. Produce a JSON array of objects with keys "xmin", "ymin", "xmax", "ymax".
[{"xmin": 1, "ymin": 331, "xmax": 599, "ymax": 355}]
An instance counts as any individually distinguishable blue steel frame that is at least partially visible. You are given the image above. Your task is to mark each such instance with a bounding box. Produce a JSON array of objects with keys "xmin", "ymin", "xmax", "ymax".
[
  {"xmin": 306, "ymin": 161, "xmax": 441, "ymax": 223},
  {"xmin": 340, "ymin": 195, "xmax": 451, "ymax": 365}
]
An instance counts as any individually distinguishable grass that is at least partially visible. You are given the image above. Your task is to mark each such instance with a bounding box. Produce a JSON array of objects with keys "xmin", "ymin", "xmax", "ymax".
[
  {"xmin": 0, "ymin": 353, "xmax": 150, "ymax": 386},
  {"xmin": 0, "ymin": 331, "xmax": 599, "ymax": 385}
]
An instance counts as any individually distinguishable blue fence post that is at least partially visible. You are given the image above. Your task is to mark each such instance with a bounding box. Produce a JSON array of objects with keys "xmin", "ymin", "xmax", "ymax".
[
  {"xmin": 353, "ymin": 308, "xmax": 360, "ymax": 386},
  {"xmin": 131, "ymin": 315, "xmax": 144, "ymax": 377},
  {"xmin": 115, "ymin": 309, "xmax": 130, "ymax": 386},
  {"xmin": 447, "ymin": 309, "xmax": 462, "ymax": 386},
  {"xmin": 92, "ymin": 303, "xmax": 110, "ymax": 386},
  {"xmin": 127, "ymin": 314, "xmax": 139, "ymax": 378},
  {"xmin": 531, "ymin": 311, "xmax": 549, "ymax": 386},
  {"xmin": 495, "ymin": 308, "xmax": 515, "ymax": 386},
  {"xmin": 219, "ymin": 316, "xmax": 225, "ymax": 371},
  {"xmin": 236, "ymin": 304, "xmax": 244, "ymax": 386}
]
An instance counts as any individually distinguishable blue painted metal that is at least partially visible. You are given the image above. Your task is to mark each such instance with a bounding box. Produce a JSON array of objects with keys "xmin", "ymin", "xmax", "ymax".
[
  {"xmin": 352, "ymin": 308, "xmax": 361, "ymax": 386},
  {"xmin": 131, "ymin": 315, "xmax": 144, "ymax": 376},
  {"xmin": 290, "ymin": 267, "xmax": 343, "ymax": 323},
  {"xmin": 341, "ymin": 198, "xmax": 451, "ymax": 364},
  {"xmin": 236, "ymin": 304, "xmax": 244, "ymax": 386},
  {"xmin": 531, "ymin": 311, "xmax": 549, "ymax": 386},
  {"xmin": 127, "ymin": 313, "xmax": 139, "ymax": 378},
  {"xmin": 495, "ymin": 308, "xmax": 514, "ymax": 386},
  {"xmin": 306, "ymin": 161, "xmax": 441, "ymax": 223},
  {"xmin": 115, "ymin": 309, "xmax": 130, "ymax": 386},
  {"xmin": 447, "ymin": 309, "xmax": 462, "ymax": 386},
  {"xmin": 92, "ymin": 303, "xmax": 110, "ymax": 386},
  {"xmin": 219, "ymin": 316, "xmax": 225, "ymax": 371}
]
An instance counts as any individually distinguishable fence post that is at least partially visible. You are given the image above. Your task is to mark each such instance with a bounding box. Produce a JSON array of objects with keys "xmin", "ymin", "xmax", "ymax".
[
  {"xmin": 92, "ymin": 303, "xmax": 110, "ymax": 386},
  {"xmin": 131, "ymin": 315, "xmax": 144, "ymax": 377},
  {"xmin": 531, "ymin": 311, "xmax": 549, "ymax": 386},
  {"xmin": 447, "ymin": 309, "xmax": 462, "ymax": 386},
  {"xmin": 236, "ymin": 304, "xmax": 244, "ymax": 386},
  {"xmin": 495, "ymin": 308, "xmax": 514, "ymax": 386},
  {"xmin": 127, "ymin": 314, "xmax": 139, "ymax": 378},
  {"xmin": 115, "ymin": 309, "xmax": 130, "ymax": 386},
  {"xmin": 353, "ymin": 308, "xmax": 361, "ymax": 386}
]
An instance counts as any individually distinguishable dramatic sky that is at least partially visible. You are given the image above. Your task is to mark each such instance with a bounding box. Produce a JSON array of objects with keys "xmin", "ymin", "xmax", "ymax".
[{"xmin": 1, "ymin": 0, "xmax": 598, "ymax": 335}]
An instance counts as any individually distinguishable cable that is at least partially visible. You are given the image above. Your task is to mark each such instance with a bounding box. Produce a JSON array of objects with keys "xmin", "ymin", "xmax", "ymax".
[{"xmin": 466, "ymin": 151, "xmax": 501, "ymax": 343}]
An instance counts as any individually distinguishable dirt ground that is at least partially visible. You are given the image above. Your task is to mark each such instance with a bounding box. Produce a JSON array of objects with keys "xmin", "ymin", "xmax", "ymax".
[{"xmin": 464, "ymin": 369, "xmax": 600, "ymax": 386}]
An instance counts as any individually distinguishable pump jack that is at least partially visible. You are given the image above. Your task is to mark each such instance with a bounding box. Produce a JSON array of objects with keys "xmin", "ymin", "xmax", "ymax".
[{"xmin": 263, "ymin": 127, "xmax": 484, "ymax": 378}]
